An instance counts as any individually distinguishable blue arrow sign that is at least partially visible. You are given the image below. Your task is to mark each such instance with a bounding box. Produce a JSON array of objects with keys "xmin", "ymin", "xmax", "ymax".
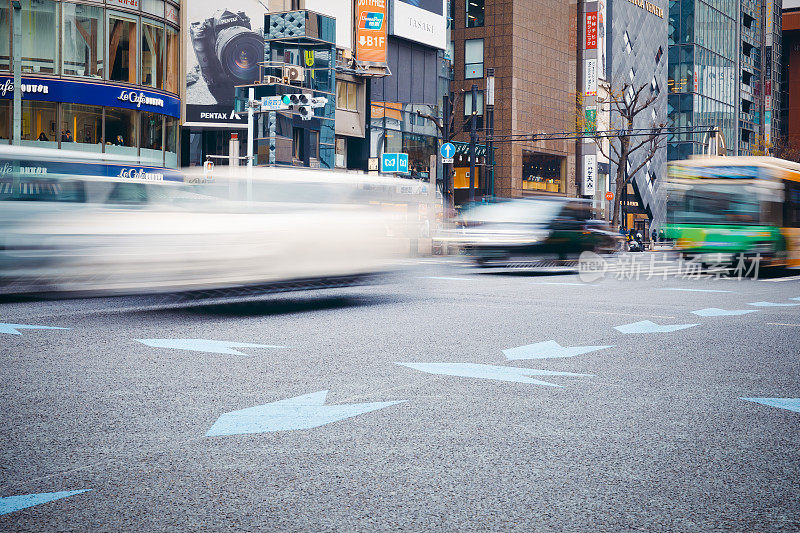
[
  {"xmin": 747, "ymin": 301, "xmax": 800, "ymax": 307},
  {"xmin": 691, "ymin": 308, "xmax": 759, "ymax": 317},
  {"xmin": 136, "ymin": 339, "xmax": 286, "ymax": 356},
  {"xmin": 614, "ymin": 320, "xmax": 699, "ymax": 334},
  {"xmin": 206, "ymin": 391, "xmax": 406, "ymax": 436},
  {"xmin": 0, "ymin": 322, "xmax": 70, "ymax": 335},
  {"xmin": 0, "ymin": 490, "xmax": 91, "ymax": 516},
  {"xmin": 395, "ymin": 362, "xmax": 593, "ymax": 387},
  {"xmin": 741, "ymin": 397, "xmax": 800, "ymax": 414},
  {"xmin": 440, "ymin": 142, "xmax": 455, "ymax": 159},
  {"xmin": 503, "ymin": 341, "xmax": 613, "ymax": 360}
]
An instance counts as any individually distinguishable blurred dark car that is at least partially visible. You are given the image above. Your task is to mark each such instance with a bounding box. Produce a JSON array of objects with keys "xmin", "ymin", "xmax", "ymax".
[{"xmin": 447, "ymin": 197, "xmax": 620, "ymax": 267}]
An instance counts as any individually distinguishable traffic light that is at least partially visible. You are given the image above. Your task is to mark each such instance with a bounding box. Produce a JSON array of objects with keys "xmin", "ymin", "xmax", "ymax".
[{"xmin": 279, "ymin": 94, "xmax": 328, "ymax": 121}]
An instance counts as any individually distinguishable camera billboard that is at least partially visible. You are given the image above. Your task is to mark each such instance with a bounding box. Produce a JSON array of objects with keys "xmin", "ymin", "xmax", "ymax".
[
  {"xmin": 391, "ymin": 0, "xmax": 446, "ymax": 50},
  {"xmin": 184, "ymin": 0, "xmax": 266, "ymax": 127}
]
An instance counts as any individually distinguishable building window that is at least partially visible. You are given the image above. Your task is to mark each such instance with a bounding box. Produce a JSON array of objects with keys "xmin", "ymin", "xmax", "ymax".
[
  {"xmin": 292, "ymin": 127, "xmax": 303, "ymax": 160},
  {"xmin": 650, "ymin": 77, "xmax": 659, "ymax": 95},
  {"xmin": 655, "ymin": 46, "xmax": 663, "ymax": 64},
  {"xmin": 141, "ymin": 0, "xmax": 164, "ymax": 18},
  {"xmin": 628, "ymin": 68, "xmax": 635, "ymax": 82},
  {"xmin": 61, "ymin": 103, "xmax": 102, "ymax": 148},
  {"xmin": 464, "ymin": 38, "xmax": 483, "ymax": 79},
  {"xmin": 140, "ymin": 110, "xmax": 163, "ymax": 165},
  {"xmin": 165, "ymin": 26, "xmax": 179, "ymax": 93},
  {"xmin": 336, "ymin": 80, "xmax": 357, "ymax": 111},
  {"xmin": 0, "ymin": 2, "xmax": 9, "ymax": 71},
  {"xmin": 105, "ymin": 107, "xmax": 137, "ymax": 154},
  {"xmin": 165, "ymin": 116, "xmax": 178, "ymax": 168},
  {"xmin": 308, "ymin": 130, "xmax": 319, "ymax": 160},
  {"xmin": 0, "ymin": 100, "xmax": 9, "ymax": 140},
  {"xmin": 141, "ymin": 22, "xmax": 164, "ymax": 89},
  {"xmin": 109, "ymin": 14, "xmax": 137, "ymax": 84},
  {"xmin": 463, "ymin": 90, "xmax": 484, "ymax": 130},
  {"xmin": 62, "ymin": 3, "xmax": 104, "ymax": 78},
  {"xmin": 522, "ymin": 151, "xmax": 564, "ymax": 193},
  {"xmin": 623, "ymin": 31, "xmax": 632, "ymax": 54},
  {"xmin": 466, "ymin": 0, "xmax": 484, "ymax": 28},
  {"xmin": 21, "ymin": 0, "xmax": 57, "ymax": 74},
  {"xmin": 21, "ymin": 100, "xmax": 57, "ymax": 146}
]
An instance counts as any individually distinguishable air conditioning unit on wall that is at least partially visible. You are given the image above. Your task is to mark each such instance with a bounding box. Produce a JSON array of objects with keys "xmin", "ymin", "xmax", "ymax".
[{"xmin": 283, "ymin": 65, "xmax": 305, "ymax": 83}]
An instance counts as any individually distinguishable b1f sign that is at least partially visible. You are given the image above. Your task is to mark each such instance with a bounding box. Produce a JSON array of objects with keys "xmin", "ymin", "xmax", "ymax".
[
  {"xmin": 381, "ymin": 153, "xmax": 409, "ymax": 174},
  {"xmin": 356, "ymin": 0, "xmax": 387, "ymax": 64},
  {"xmin": 583, "ymin": 155, "xmax": 596, "ymax": 196}
]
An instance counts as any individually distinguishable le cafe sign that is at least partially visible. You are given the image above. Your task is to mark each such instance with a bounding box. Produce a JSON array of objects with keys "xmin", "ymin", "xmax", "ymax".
[{"xmin": 0, "ymin": 80, "xmax": 164, "ymax": 110}]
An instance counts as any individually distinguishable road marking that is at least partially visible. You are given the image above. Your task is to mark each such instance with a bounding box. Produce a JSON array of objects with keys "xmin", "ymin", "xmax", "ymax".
[
  {"xmin": 420, "ymin": 276, "xmax": 472, "ymax": 281},
  {"xmin": 761, "ymin": 275, "xmax": 800, "ymax": 282},
  {"xmin": 741, "ymin": 398, "xmax": 800, "ymax": 414},
  {"xmin": 586, "ymin": 311, "xmax": 677, "ymax": 319},
  {"xmin": 765, "ymin": 322, "xmax": 800, "ymax": 327},
  {"xmin": 0, "ymin": 490, "xmax": 91, "ymax": 516},
  {"xmin": 531, "ymin": 282, "xmax": 589, "ymax": 286},
  {"xmin": 136, "ymin": 339, "xmax": 286, "ymax": 356},
  {"xmin": 0, "ymin": 322, "xmax": 70, "ymax": 335},
  {"xmin": 691, "ymin": 308, "xmax": 759, "ymax": 317},
  {"xmin": 614, "ymin": 320, "xmax": 699, "ymax": 334},
  {"xmin": 657, "ymin": 288, "xmax": 733, "ymax": 293},
  {"xmin": 395, "ymin": 362, "xmax": 593, "ymax": 388},
  {"xmin": 206, "ymin": 391, "xmax": 406, "ymax": 436},
  {"xmin": 502, "ymin": 340, "xmax": 613, "ymax": 360},
  {"xmin": 747, "ymin": 301, "xmax": 800, "ymax": 307}
]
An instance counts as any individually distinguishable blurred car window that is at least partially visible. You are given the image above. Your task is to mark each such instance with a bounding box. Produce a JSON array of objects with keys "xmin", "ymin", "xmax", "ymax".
[{"xmin": 463, "ymin": 199, "xmax": 565, "ymax": 225}]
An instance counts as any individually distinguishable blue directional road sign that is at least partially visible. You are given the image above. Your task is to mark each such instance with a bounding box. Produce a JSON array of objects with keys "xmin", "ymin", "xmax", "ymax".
[
  {"xmin": 440, "ymin": 142, "xmax": 456, "ymax": 163},
  {"xmin": 380, "ymin": 153, "xmax": 409, "ymax": 174}
]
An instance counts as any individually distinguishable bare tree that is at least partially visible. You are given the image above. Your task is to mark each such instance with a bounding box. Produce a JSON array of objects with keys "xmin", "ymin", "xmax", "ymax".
[{"xmin": 594, "ymin": 79, "xmax": 665, "ymax": 228}]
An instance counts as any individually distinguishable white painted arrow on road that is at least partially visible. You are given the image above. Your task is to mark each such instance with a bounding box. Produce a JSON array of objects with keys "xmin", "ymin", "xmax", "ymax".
[
  {"xmin": 614, "ymin": 320, "xmax": 699, "ymax": 334},
  {"xmin": 136, "ymin": 339, "xmax": 286, "ymax": 356},
  {"xmin": 502, "ymin": 340, "xmax": 613, "ymax": 360},
  {"xmin": 396, "ymin": 362, "xmax": 593, "ymax": 388},
  {"xmin": 0, "ymin": 322, "xmax": 70, "ymax": 335}
]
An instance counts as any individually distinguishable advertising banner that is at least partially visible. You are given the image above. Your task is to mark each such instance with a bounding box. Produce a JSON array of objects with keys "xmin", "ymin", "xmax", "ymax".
[
  {"xmin": 184, "ymin": 0, "xmax": 266, "ymax": 127},
  {"xmin": 585, "ymin": 12, "xmax": 597, "ymax": 49},
  {"xmin": 584, "ymin": 154, "xmax": 597, "ymax": 196},
  {"xmin": 391, "ymin": 0, "xmax": 447, "ymax": 50},
  {"xmin": 597, "ymin": 0, "xmax": 606, "ymax": 78},
  {"xmin": 584, "ymin": 59, "xmax": 597, "ymax": 96},
  {"xmin": 356, "ymin": 0, "xmax": 388, "ymax": 63}
]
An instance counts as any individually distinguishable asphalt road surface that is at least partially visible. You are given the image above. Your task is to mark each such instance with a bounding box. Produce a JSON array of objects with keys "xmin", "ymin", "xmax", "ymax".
[{"xmin": 2, "ymin": 259, "xmax": 800, "ymax": 531}]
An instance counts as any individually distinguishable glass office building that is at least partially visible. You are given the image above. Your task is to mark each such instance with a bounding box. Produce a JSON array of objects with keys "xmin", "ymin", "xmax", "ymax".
[
  {"xmin": 668, "ymin": 0, "xmax": 782, "ymax": 158},
  {"xmin": 0, "ymin": 0, "xmax": 181, "ymax": 168}
]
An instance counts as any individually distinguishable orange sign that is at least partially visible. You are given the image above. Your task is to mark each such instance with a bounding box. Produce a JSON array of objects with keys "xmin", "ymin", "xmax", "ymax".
[
  {"xmin": 605, "ymin": 191, "xmax": 614, "ymax": 201},
  {"xmin": 356, "ymin": 0, "xmax": 387, "ymax": 64}
]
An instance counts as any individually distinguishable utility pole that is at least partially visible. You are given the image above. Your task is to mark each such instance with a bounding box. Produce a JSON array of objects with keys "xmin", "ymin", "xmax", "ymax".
[
  {"xmin": 469, "ymin": 83, "xmax": 477, "ymax": 204},
  {"xmin": 486, "ymin": 69, "xmax": 495, "ymax": 198},
  {"xmin": 12, "ymin": 0, "xmax": 21, "ymax": 145}
]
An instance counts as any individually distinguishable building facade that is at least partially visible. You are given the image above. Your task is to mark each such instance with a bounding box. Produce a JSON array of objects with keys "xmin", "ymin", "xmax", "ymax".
[
  {"xmin": 0, "ymin": 0, "xmax": 181, "ymax": 169},
  {"xmin": 781, "ymin": 0, "xmax": 800, "ymax": 151},
  {"xmin": 605, "ymin": 0, "xmax": 668, "ymax": 231},
  {"xmin": 667, "ymin": 0, "xmax": 782, "ymax": 159},
  {"xmin": 449, "ymin": 0, "xmax": 579, "ymax": 202}
]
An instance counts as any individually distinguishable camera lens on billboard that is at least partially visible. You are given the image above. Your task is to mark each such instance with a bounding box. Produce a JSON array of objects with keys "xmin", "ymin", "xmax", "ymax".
[{"xmin": 216, "ymin": 26, "xmax": 263, "ymax": 83}]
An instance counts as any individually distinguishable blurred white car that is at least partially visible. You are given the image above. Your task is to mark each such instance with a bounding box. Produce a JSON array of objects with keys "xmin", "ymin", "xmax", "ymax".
[{"xmin": 0, "ymin": 148, "xmax": 425, "ymax": 297}]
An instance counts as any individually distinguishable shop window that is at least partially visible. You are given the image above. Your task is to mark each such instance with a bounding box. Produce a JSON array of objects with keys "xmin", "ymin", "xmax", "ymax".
[
  {"xmin": 109, "ymin": 15, "xmax": 137, "ymax": 84},
  {"xmin": 62, "ymin": 3, "xmax": 104, "ymax": 78},
  {"xmin": 464, "ymin": 38, "xmax": 483, "ymax": 79},
  {"xmin": 142, "ymin": 22, "xmax": 164, "ymax": 89},
  {"xmin": 466, "ymin": 0, "xmax": 484, "ymax": 28},
  {"xmin": 0, "ymin": 100, "xmax": 9, "ymax": 140},
  {"xmin": 140, "ymin": 111, "xmax": 163, "ymax": 165},
  {"xmin": 142, "ymin": 0, "xmax": 164, "ymax": 18},
  {"xmin": 0, "ymin": 0, "xmax": 9, "ymax": 71},
  {"xmin": 165, "ymin": 116, "xmax": 178, "ymax": 168},
  {"xmin": 20, "ymin": 0, "xmax": 57, "ymax": 74},
  {"xmin": 61, "ymin": 104, "xmax": 102, "ymax": 151},
  {"xmin": 336, "ymin": 80, "xmax": 357, "ymax": 111},
  {"xmin": 105, "ymin": 107, "xmax": 137, "ymax": 157},
  {"xmin": 21, "ymin": 100, "xmax": 57, "ymax": 147},
  {"xmin": 522, "ymin": 151, "xmax": 564, "ymax": 193},
  {"xmin": 164, "ymin": 26, "xmax": 179, "ymax": 93},
  {"xmin": 403, "ymin": 132, "xmax": 436, "ymax": 180}
]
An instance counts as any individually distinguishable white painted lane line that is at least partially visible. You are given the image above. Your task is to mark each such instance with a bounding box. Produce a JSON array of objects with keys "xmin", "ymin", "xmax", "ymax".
[
  {"xmin": 657, "ymin": 288, "xmax": 734, "ymax": 293},
  {"xmin": 765, "ymin": 322, "xmax": 800, "ymax": 327},
  {"xmin": 761, "ymin": 275, "xmax": 800, "ymax": 282},
  {"xmin": 586, "ymin": 311, "xmax": 677, "ymax": 319}
]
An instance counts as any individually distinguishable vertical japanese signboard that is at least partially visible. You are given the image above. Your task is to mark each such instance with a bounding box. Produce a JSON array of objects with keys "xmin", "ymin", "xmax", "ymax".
[
  {"xmin": 585, "ymin": 59, "xmax": 597, "ymax": 96},
  {"xmin": 584, "ymin": 154, "xmax": 597, "ymax": 196},
  {"xmin": 585, "ymin": 12, "xmax": 598, "ymax": 49},
  {"xmin": 356, "ymin": 0, "xmax": 388, "ymax": 64}
]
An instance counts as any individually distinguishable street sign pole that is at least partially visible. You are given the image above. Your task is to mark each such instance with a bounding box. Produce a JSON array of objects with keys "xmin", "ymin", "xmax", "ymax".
[
  {"xmin": 442, "ymin": 95, "xmax": 451, "ymax": 215},
  {"xmin": 469, "ymin": 84, "xmax": 477, "ymax": 204}
]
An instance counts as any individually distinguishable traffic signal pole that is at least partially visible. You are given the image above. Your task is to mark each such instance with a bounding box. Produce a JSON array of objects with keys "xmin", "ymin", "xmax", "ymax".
[{"xmin": 469, "ymin": 84, "xmax": 477, "ymax": 204}]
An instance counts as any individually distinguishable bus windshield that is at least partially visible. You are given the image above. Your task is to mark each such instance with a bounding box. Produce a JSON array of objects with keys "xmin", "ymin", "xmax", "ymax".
[{"xmin": 668, "ymin": 182, "xmax": 761, "ymax": 225}]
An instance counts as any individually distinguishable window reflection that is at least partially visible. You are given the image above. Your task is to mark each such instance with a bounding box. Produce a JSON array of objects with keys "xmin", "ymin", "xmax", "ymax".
[{"xmin": 109, "ymin": 15, "xmax": 137, "ymax": 83}]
